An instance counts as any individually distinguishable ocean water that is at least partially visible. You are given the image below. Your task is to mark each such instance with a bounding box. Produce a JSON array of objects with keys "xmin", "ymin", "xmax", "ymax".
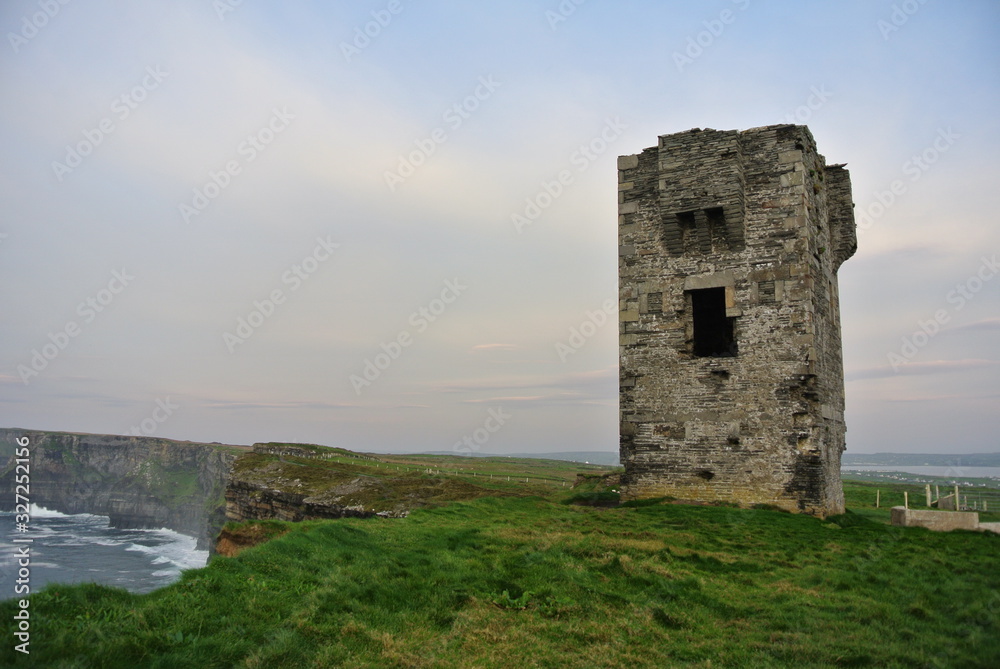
[{"xmin": 0, "ymin": 505, "xmax": 207, "ymax": 600}]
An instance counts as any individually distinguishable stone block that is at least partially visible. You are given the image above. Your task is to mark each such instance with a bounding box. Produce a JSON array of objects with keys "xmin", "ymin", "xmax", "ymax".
[
  {"xmin": 778, "ymin": 150, "xmax": 803, "ymax": 164},
  {"xmin": 618, "ymin": 155, "xmax": 639, "ymax": 170}
]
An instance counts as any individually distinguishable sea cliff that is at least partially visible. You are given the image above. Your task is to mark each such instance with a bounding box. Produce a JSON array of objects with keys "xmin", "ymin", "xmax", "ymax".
[{"xmin": 0, "ymin": 428, "xmax": 247, "ymax": 550}]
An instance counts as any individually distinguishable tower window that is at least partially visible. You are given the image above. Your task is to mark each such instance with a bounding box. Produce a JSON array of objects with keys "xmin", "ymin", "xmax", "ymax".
[{"xmin": 690, "ymin": 287, "xmax": 737, "ymax": 357}]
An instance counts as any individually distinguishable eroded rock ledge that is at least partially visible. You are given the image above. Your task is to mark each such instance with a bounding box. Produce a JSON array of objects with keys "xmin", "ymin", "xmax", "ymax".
[{"xmin": 224, "ymin": 442, "xmax": 510, "ymax": 527}]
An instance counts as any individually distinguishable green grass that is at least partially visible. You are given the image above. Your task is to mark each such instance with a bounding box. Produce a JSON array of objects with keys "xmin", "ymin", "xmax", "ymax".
[{"xmin": 2, "ymin": 477, "xmax": 998, "ymax": 668}]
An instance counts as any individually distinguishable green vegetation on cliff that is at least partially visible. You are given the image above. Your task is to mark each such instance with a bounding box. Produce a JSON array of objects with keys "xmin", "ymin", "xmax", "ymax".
[
  {"xmin": 226, "ymin": 445, "xmax": 610, "ymax": 518},
  {"xmin": 2, "ymin": 465, "xmax": 998, "ymax": 668}
]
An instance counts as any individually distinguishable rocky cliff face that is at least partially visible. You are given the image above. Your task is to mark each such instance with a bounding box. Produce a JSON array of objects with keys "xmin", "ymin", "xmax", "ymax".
[
  {"xmin": 224, "ymin": 443, "xmax": 507, "ymax": 525},
  {"xmin": 225, "ymin": 443, "xmax": 408, "ymax": 523},
  {"xmin": 0, "ymin": 428, "xmax": 247, "ymax": 550}
]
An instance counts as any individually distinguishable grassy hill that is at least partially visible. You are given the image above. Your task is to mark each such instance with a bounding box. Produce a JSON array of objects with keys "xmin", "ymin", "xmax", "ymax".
[{"xmin": 2, "ymin": 451, "xmax": 998, "ymax": 668}]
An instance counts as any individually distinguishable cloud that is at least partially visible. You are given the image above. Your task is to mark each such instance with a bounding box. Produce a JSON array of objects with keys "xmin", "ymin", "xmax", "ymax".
[
  {"xmin": 458, "ymin": 392, "xmax": 614, "ymax": 407},
  {"xmin": 846, "ymin": 358, "xmax": 1000, "ymax": 381},
  {"xmin": 943, "ymin": 318, "xmax": 1000, "ymax": 334},
  {"xmin": 471, "ymin": 343, "xmax": 518, "ymax": 351},
  {"xmin": 884, "ymin": 392, "xmax": 1000, "ymax": 403},
  {"xmin": 199, "ymin": 399, "xmax": 359, "ymax": 411},
  {"xmin": 460, "ymin": 395, "xmax": 546, "ymax": 403},
  {"xmin": 433, "ymin": 366, "xmax": 616, "ymax": 394}
]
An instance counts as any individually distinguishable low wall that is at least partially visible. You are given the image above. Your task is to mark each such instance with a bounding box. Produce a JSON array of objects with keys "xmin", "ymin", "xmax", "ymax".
[{"xmin": 891, "ymin": 506, "xmax": 979, "ymax": 532}]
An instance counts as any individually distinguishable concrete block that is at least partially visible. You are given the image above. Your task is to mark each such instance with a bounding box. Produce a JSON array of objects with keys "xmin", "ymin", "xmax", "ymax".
[{"xmin": 891, "ymin": 507, "xmax": 980, "ymax": 532}]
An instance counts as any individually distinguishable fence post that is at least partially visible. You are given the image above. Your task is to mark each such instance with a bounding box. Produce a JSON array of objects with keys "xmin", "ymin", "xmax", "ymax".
[{"xmin": 876, "ymin": 489, "xmax": 880, "ymax": 508}]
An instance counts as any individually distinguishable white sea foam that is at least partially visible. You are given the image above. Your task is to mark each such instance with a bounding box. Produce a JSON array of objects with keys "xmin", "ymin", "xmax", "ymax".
[
  {"xmin": 1, "ymin": 509, "xmax": 208, "ymax": 594},
  {"xmin": 28, "ymin": 504, "xmax": 107, "ymax": 520}
]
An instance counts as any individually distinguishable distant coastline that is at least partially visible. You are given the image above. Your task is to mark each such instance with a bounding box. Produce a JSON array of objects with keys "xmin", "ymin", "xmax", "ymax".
[{"xmin": 841, "ymin": 452, "xmax": 1000, "ymax": 468}]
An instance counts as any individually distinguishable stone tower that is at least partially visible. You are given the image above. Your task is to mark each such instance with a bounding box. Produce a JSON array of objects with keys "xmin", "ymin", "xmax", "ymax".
[{"xmin": 617, "ymin": 125, "xmax": 856, "ymax": 516}]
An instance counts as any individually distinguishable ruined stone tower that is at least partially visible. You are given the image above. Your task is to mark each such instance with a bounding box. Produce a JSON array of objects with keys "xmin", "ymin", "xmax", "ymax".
[{"xmin": 618, "ymin": 125, "xmax": 856, "ymax": 516}]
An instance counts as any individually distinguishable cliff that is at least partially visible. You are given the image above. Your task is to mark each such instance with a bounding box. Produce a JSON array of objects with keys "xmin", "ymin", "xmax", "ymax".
[
  {"xmin": 0, "ymin": 428, "xmax": 248, "ymax": 550},
  {"xmin": 225, "ymin": 442, "xmax": 513, "ymax": 524}
]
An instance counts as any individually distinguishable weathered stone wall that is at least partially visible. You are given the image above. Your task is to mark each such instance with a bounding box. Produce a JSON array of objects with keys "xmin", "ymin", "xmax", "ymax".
[{"xmin": 618, "ymin": 125, "xmax": 856, "ymax": 516}]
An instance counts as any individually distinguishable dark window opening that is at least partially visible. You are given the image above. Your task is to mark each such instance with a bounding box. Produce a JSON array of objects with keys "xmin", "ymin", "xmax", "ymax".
[
  {"xmin": 704, "ymin": 206, "xmax": 725, "ymax": 228},
  {"xmin": 690, "ymin": 287, "xmax": 737, "ymax": 357}
]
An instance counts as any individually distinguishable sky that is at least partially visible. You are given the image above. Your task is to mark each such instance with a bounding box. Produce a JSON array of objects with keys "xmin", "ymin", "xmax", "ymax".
[{"xmin": 0, "ymin": 0, "xmax": 998, "ymax": 456}]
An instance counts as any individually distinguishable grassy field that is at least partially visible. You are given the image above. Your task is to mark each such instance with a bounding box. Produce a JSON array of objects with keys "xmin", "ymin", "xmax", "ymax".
[{"xmin": 2, "ymin": 457, "xmax": 998, "ymax": 668}]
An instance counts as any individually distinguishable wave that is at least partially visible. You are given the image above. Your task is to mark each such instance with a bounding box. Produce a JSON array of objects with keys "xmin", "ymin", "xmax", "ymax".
[
  {"xmin": 125, "ymin": 530, "xmax": 207, "ymax": 574},
  {"xmin": 1, "ymin": 507, "xmax": 209, "ymax": 595},
  {"xmin": 27, "ymin": 504, "xmax": 104, "ymax": 519}
]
